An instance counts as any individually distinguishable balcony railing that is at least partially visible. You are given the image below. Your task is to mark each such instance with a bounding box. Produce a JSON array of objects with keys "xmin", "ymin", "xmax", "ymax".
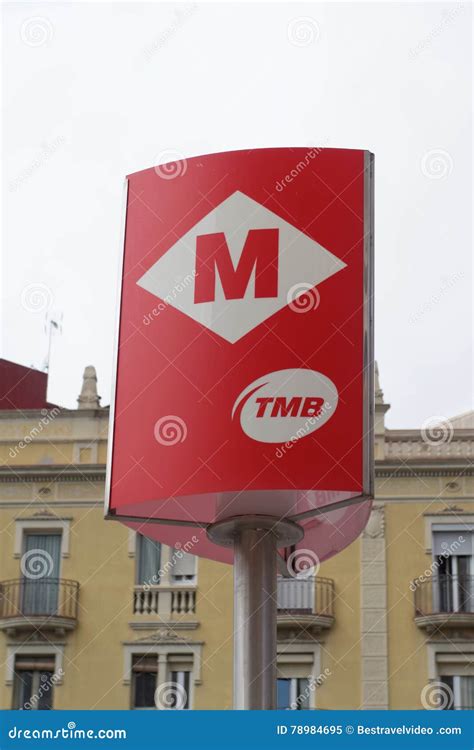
[
  {"xmin": 133, "ymin": 585, "xmax": 196, "ymax": 616},
  {"xmin": 0, "ymin": 578, "xmax": 79, "ymax": 631},
  {"xmin": 414, "ymin": 575, "xmax": 474, "ymax": 629},
  {"xmin": 277, "ymin": 576, "xmax": 334, "ymax": 617}
]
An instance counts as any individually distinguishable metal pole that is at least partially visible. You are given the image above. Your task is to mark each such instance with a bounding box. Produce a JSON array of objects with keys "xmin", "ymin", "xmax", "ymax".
[
  {"xmin": 207, "ymin": 515, "xmax": 303, "ymax": 710},
  {"xmin": 233, "ymin": 526, "xmax": 277, "ymax": 709}
]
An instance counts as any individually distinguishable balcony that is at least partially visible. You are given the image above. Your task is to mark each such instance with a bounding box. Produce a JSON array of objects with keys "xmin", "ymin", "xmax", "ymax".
[
  {"xmin": 0, "ymin": 578, "xmax": 79, "ymax": 635},
  {"xmin": 277, "ymin": 576, "xmax": 335, "ymax": 638},
  {"xmin": 413, "ymin": 575, "xmax": 474, "ymax": 633},
  {"xmin": 132, "ymin": 585, "xmax": 197, "ymax": 629}
]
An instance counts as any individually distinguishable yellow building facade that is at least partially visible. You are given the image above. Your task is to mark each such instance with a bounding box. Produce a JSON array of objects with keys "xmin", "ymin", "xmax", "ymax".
[{"xmin": 0, "ymin": 360, "xmax": 473, "ymax": 710}]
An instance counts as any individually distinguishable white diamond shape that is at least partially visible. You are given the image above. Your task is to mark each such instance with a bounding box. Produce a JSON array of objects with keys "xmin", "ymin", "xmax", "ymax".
[{"xmin": 137, "ymin": 190, "xmax": 346, "ymax": 343}]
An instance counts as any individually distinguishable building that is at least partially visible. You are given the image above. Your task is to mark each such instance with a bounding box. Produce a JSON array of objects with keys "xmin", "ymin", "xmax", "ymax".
[{"xmin": 0, "ymin": 359, "xmax": 472, "ymax": 710}]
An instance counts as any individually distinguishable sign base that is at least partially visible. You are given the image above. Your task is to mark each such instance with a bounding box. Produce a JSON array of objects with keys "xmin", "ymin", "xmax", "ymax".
[{"xmin": 206, "ymin": 514, "xmax": 304, "ymax": 548}]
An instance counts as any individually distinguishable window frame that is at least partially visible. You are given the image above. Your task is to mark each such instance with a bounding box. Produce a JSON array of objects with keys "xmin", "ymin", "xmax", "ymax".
[
  {"xmin": 14, "ymin": 519, "xmax": 70, "ymax": 559},
  {"xmin": 135, "ymin": 533, "xmax": 162, "ymax": 587},
  {"xmin": 168, "ymin": 669, "xmax": 191, "ymax": 709},
  {"xmin": 276, "ymin": 642, "xmax": 321, "ymax": 709},
  {"xmin": 7, "ymin": 647, "xmax": 63, "ymax": 712},
  {"xmin": 124, "ymin": 643, "xmax": 203, "ymax": 709},
  {"xmin": 12, "ymin": 657, "xmax": 56, "ymax": 710},
  {"xmin": 129, "ymin": 652, "xmax": 195, "ymax": 710},
  {"xmin": 277, "ymin": 676, "xmax": 311, "ymax": 710},
  {"xmin": 131, "ymin": 654, "xmax": 158, "ymax": 710},
  {"xmin": 130, "ymin": 533, "xmax": 198, "ymax": 588},
  {"xmin": 440, "ymin": 675, "xmax": 474, "ymax": 710},
  {"xmin": 427, "ymin": 642, "xmax": 474, "ymax": 710}
]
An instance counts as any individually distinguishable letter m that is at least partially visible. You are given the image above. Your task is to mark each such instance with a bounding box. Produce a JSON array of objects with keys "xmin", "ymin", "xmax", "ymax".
[{"xmin": 194, "ymin": 229, "xmax": 279, "ymax": 303}]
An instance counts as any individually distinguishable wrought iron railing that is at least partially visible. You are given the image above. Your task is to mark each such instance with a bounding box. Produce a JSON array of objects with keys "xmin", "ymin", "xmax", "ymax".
[
  {"xmin": 277, "ymin": 576, "xmax": 334, "ymax": 617},
  {"xmin": 0, "ymin": 578, "xmax": 79, "ymax": 621},
  {"xmin": 413, "ymin": 575, "xmax": 474, "ymax": 616}
]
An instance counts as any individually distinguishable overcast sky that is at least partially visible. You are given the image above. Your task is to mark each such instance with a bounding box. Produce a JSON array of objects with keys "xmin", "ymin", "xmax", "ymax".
[{"xmin": 2, "ymin": 1, "xmax": 472, "ymax": 427}]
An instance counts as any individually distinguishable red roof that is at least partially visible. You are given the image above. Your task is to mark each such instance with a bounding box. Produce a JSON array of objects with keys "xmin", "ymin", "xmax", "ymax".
[{"xmin": 0, "ymin": 359, "xmax": 58, "ymax": 410}]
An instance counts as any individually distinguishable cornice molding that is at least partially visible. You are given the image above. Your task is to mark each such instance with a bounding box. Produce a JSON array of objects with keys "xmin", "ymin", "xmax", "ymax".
[
  {"xmin": 0, "ymin": 457, "xmax": 472, "ymax": 485},
  {"xmin": 0, "ymin": 465, "xmax": 106, "ymax": 483},
  {"xmin": 375, "ymin": 463, "xmax": 473, "ymax": 478},
  {"xmin": 0, "ymin": 408, "xmax": 109, "ymax": 421}
]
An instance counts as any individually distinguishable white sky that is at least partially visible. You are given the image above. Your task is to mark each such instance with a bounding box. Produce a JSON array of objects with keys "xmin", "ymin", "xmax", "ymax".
[{"xmin": 2, "ymin": 1, "xmax": 472, "ymax": 427}]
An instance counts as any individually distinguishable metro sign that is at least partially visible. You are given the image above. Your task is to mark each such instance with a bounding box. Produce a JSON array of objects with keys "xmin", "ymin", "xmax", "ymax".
[
  {"xmin": 106, "ymin": 147, "xmax": 374, "ymax": 566},
  {"xmin": 137, "ymin": 190, "xmax": 346, "ymax": 343}
]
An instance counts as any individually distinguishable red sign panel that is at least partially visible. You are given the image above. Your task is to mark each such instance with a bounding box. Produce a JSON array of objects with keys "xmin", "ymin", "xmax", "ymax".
[{"xmin": 106, "ymin": 148, "xmax": 374, "ymax": 563}]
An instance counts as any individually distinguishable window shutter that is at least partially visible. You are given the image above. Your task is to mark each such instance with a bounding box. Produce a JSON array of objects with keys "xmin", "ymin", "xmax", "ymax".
[
  {"xmin": 132, "ymin": 655, "xmax": 157, "ymax": 673},
  {"xmin": 14, "ymin": 656, "xmax": 55, "ymax": 672},
  {"xmin": 432, "ymin": 529, "xmax": 473, "ymax": 556},
  {"xmin": 170, "ymin": 550, "xmax": 196, "ymax": 580},
  {"xmin": 437, "ymin": 654, "xmax": 474, "ymax": 676},
  {"xmin": 277, "ymin": 663, "xmax": 313, "ymax": 679}
]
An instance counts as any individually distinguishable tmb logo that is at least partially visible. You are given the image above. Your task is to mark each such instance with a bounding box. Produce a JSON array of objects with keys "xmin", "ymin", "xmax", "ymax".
[
  {"xmin": 232, "ymin": 369, "xmax": 338, "ymax": 444},
  {"xmin": 137, "ymin": 191, "xmax": 346, "ymax": 343}
]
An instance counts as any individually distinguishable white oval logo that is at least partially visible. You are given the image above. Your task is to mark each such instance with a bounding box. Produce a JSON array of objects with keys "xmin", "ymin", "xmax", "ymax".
[{"xmin": 232, "ymin": 368, "xmax": 338, "ymax": 444}]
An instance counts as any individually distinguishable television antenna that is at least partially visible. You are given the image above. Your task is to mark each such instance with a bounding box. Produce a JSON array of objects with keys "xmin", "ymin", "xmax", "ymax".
[{"xmin": 43, "ymin": 313, "xmax": 63, "ymax": 372}]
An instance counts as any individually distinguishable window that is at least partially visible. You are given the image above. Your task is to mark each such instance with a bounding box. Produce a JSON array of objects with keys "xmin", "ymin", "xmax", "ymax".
[
  {"xmin": 136, "ymin": 535, "xmax": 162, "ymax": 586},
  {"xmin": 131, "ymin": 655, "xmax": 192, "ymax": 710},
  {"xmin": 435, "ymin": 650, "xmax": 474, "ymax": 710},
  {"xmin": 21, "ymin": 533, "xmax": 62, "ymax": 616},
  {"xmin": 276, "ymin": 650, "xmax": 319, "ymax": 709},
  {"xmin": 132, "ymin": 537, "xmax": 197, "ymax": 587},
  {"xmin": 277, "ymin": 677, "xmax": 310, "ymax": 710},
  {"xmin": 432, "ymin": 529, "xmax": 473, "ymax": 613},
  {"xmin": 12, "ymin": 656, "xmax": 55, "ymax": 710},
  {"xmin": 131, "ymin": 655, "xmax": 157, "ymax": 709},
  {"xmin": 168, "ymin": 671, "xmax": 190, "ymax": 709},
  {"xmin": 440, "ymin": 676, "xmax": 474, "ymax": 710}
]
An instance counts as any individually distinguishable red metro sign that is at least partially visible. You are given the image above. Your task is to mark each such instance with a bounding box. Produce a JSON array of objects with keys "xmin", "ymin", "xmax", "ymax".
[{"xmin": 106, "ymin": 147, "xmax": 374, "ymax": 564}]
